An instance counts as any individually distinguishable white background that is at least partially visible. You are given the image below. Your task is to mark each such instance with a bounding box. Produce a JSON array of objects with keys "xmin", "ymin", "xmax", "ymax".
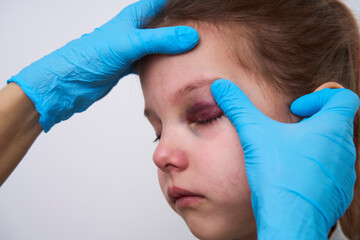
[{"xmin": 0, "ymin": 1, "xmax": 359, "ymax": 239}]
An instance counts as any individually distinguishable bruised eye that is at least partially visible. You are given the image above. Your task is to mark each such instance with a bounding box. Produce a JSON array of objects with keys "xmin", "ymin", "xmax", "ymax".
[
  {"xmin": 153, "ymin": 102, "xmax": 224, "ymax": 143},
  {"xmin": 195, "ymin": 113, "xmax": 224, "ymax": 125},
  {"xmin": 153, "ymin": 113, "xmax": 224, "ymax": 143},
  {"xmin": 187, "ymin": 102, "xmax": 224, "ymax": 126}
]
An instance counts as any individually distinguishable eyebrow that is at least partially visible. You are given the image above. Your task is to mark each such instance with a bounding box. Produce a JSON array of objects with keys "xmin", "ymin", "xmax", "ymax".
[
  {"xmin": 144, "ymin": 78, "xmax": 216, "ymax": 118},
  {"xmin": 173, "ymin": 78, "xmax": 215, "ymax": 102}
]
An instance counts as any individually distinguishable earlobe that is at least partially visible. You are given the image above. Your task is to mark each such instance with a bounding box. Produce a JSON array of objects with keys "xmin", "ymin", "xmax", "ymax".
[{"xmin": 313, "ymin": 82, "xmax": 344, "ymax": 92}]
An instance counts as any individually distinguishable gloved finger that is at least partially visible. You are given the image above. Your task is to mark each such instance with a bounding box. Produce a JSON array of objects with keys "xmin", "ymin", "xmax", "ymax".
[
  {"xmin": 291, "ymin": 88, "xmax": 360, "ymax": 119},
  {"xmin": 120, "ymin": 0, "xmax": 167, "ymax": 28},
  {"xmin": 140, "ymin": 26, "xmax": 199, "ymax": 54},
  {"xmin": 211, "ymin": 79, "xmax": 270, "ymax": 146},
  {"xmin": 127, "ymin": 26, "xmax": 199, "ymax": 61}
]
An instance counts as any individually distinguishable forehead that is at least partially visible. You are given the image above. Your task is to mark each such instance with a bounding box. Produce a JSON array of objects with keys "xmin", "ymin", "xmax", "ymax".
[{"xmin": 139, "ymin": 28, "xmax": 236, "ymax": 103}]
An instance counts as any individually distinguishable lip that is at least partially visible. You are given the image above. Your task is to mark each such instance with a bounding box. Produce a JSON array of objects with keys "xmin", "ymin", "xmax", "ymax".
[{"xmin": 167, "ymin": 186, "xmax": 204, "ymax": 208}]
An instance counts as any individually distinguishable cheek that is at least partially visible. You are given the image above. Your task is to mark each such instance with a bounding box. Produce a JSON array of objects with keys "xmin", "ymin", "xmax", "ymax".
[
  {"xmin": 222, "ymin": 127, "xmax": 248, "ymax": 190},
  {"xmin": 197, "ymin": 118, "xmax": 250, "ymax": 198},
  {"xmin": 226, "ymin": 148, "xmax": 249, "ymax": 192}
]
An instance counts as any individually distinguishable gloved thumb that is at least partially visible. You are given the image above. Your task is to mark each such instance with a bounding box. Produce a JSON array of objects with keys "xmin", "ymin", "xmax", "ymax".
[
  {"xmin": 137, "ymin": 26, "xmax": 199, "ymax": 57},
  {"xmin": 290, "ymin": 88, "xmax": 360, "ymax": 118},
  {"xmin": 211, "ymin": 79, "xmax": 269, "ymax": 147}
]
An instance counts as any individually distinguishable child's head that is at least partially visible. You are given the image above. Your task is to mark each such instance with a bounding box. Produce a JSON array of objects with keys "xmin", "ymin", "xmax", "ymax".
[
  {"xmin": 139, "ymin": 0, "xmax": 360, "ymax": 239},
  {"xmin": 140, "ymin": 29, "xmax": 297, "ymax": 240}
]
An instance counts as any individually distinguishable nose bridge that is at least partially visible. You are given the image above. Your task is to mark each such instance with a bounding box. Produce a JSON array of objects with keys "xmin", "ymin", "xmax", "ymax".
[{"xmin": 153, "ymin": 125, "xmax": 189, "ymax": 173}]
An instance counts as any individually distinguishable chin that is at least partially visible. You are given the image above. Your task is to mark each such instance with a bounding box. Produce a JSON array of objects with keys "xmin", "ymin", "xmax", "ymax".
[
  {"xmin": 189, "ymin": 227, "xmax": 241, "ymax": 240},
  {"xmin": 183, "ymin": 215, "xmax": 245, "ymax": 240}
]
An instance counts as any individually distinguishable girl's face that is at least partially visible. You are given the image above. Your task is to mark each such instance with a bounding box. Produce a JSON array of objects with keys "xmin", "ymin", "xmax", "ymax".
[{"xmin": 139, "ymin": 28, "xmax": 299, "ymax": 240}]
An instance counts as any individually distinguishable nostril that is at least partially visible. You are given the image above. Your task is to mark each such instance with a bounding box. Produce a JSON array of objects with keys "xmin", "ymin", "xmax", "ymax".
[{"xmin": 164, "ymin": 163, "xmax": 180, "ymax": 172}]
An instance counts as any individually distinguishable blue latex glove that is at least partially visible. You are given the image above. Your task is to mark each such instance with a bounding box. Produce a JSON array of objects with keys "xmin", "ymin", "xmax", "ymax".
[
  {"xmin": 211, "ymin": 79, "xmax": 360, "ymax": 240},
  {"xmin": 8, "ymin": 0, "xmax": 199, "ymax": 132}
]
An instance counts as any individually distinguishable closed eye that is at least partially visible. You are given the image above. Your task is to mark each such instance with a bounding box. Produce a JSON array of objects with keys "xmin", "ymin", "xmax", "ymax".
[
  {"xmin": 195, "ymin": 113, "xmax": 225, "ymax": 125},
  {"xmin": 153, "ymin": 114, "xmax": 224, "ymax": 142}
]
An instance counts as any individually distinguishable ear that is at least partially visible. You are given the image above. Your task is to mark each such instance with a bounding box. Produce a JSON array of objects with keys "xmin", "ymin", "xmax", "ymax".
[
  {"xmin": 314, "ymin": 82, "xmax": 344, "ymax": 92},
  {"xmin": 291, "ymin": 82, "xmax": 346, "ymax": 119}
]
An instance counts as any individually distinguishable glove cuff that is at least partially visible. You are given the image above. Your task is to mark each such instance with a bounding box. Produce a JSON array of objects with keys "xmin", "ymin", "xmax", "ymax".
[{"xmin": 8, "ymin": 75, "xmax": 55, "ymax": 132}]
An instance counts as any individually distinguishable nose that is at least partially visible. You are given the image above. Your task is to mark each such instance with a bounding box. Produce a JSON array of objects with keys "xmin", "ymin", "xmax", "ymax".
[{"xmin": 153, "ymin": 132, "xmax": 189, "ymax": 173}]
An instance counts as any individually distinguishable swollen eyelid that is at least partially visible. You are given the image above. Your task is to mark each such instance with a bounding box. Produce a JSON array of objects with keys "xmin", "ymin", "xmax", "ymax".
[
  {"xmin": 195, "ymin": 113, "xmax": 224, "ymax": 125},
  {"xmin": 186, "ymin": 103, "xmax": 223, "ymax": 123}
]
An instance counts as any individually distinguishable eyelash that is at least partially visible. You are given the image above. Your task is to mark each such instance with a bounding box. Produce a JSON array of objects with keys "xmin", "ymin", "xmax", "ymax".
[
  {"xmin": 153, "ymin": 135, "xmax": 161, "ymax": 143},
  {"xmin": 153, "ymin": 113, "xmax": 225, "ymax": 143},
  {"xmin": 195, "ymin": 113, "xmax": 224, "ymax": 125}
]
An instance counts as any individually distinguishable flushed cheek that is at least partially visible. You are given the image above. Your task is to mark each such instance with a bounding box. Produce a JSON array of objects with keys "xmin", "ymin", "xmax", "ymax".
[
  {"xmin": 201, "ymin": 155, "xmax": 248, "ymax": 201},
  {"xmin": 226, "ymin": 145, "xmax": 248, "ymax": 191},
  {"xmin": 155, "ymin": 118, "xmax": 250, "ymax": 207},
  {"xmin": 199, "ymin": 121, "xmax": 249, "ymax": 198}
]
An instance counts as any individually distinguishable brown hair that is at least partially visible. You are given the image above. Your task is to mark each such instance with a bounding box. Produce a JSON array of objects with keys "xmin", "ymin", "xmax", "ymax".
[{"xmin": 144, "ymin": 0, "xmax": 360, "ymax": 239}]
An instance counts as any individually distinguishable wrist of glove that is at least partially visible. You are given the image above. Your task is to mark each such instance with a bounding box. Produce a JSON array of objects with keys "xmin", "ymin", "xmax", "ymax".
[{"xmin": 8, "ymin": 0, "xmax": 199, "ymax": 132}]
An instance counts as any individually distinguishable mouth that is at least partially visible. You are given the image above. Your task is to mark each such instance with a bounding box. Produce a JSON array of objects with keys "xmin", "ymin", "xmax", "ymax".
[{"xmin": 167, "ymin": 186, "xmax": 205, "ymax": 208}]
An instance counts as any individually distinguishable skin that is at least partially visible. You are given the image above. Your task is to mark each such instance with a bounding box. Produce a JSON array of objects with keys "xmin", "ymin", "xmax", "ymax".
[
  {"xmin": 139, "ymin": 26, "xmax": 301, "ymax": 240},
  {"xmin": 0, "ymin": 82, "xmax": 42, "ymax": 186}
]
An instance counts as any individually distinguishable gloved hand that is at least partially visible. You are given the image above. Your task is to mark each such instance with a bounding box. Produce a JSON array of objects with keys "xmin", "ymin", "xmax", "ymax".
[
  {"xmin": 8, "ymin": 0, "xmax": 199, "ymax": 132},
  {"xmin": 211, "ymin": 79, "xmax": 360, "ymax": 240}
]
